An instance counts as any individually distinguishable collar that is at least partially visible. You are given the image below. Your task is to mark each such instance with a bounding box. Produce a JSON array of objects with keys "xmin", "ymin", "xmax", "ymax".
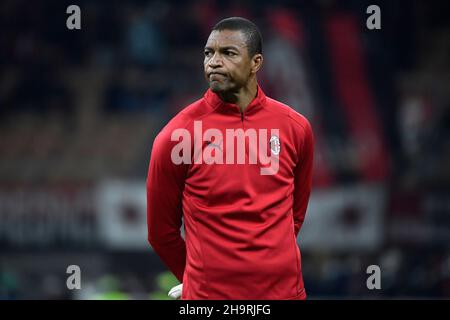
[{"xmin": 204, "ymin": 84, "xmax": 267, "ymax": 115}]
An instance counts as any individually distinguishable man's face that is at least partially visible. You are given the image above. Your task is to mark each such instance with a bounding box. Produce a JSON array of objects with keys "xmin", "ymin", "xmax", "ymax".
[{"xmin": 204, "ymin": 29, "xmax": 253, "ymax": 93}]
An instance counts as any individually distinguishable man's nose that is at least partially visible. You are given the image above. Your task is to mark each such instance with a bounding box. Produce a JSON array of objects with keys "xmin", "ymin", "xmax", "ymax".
[{"xmin": 208, "ymin": 52, "xmax": 223, "ymax": 68}]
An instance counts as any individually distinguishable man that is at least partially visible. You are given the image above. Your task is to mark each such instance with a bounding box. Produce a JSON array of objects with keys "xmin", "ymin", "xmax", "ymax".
[{"xmin": 147, "ymin": 17, "xmax": 314, "ymax": 300}]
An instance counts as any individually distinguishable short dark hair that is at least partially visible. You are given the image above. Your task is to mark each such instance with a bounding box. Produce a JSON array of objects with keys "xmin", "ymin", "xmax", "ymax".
[{"xmin": 212, "ymin": 17, "xmax": 263, "ymax": 57}]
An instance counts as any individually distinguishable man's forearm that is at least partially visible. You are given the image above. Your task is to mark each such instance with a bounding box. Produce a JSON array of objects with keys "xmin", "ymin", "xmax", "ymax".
[{"xmin": 148, "ymin": 233, "xmax": 186, "ymax": 282}]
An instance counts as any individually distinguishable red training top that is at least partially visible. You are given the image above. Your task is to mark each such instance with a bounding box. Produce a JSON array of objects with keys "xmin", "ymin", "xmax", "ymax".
[{"xmin": 147, "ymin": 85, "xmax": 314, "ymax": 300}]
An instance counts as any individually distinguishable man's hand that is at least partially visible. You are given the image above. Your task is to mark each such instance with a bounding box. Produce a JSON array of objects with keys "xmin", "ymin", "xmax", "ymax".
[{"xmin": 168, "ymin": 283, "xmax": 183, "ymax": 299}]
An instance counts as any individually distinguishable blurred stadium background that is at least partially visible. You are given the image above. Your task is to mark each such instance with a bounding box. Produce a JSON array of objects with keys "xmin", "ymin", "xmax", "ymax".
[{"xmin": 1, "ymin": 0, "xmax": 450, "ymax": 299}]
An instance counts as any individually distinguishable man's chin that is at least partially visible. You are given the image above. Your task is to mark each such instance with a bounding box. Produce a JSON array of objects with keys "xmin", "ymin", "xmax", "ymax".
[{"xmin": 209, "ymin": 82, "xmax": 227, "ymax": 93}]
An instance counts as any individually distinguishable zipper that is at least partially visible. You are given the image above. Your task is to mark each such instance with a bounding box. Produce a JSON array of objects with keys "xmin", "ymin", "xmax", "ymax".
[{"xmin": 240, "ymin": 112, "xmax": 248, "ymax": 161}]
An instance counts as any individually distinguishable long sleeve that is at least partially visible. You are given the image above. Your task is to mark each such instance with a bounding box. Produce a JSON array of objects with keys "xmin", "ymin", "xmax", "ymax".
[
  {"xmin": 292, "ymin": 120, "xmax": 314, "ymax": 238},
  {"xmin": 146, "ymin": 129, "xmax": 189, "ymax": 282}
]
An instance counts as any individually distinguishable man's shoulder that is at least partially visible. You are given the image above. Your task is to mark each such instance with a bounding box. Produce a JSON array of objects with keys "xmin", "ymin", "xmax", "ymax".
[
  {"xmin": 264, "ymin": 97, "xmax": 312, "ymax": 133},
  {"xmin": 155, "ymin": 95, "xmax": 209, "ymax": 141},
  {"xmin": 179, "ymin": 95, "xmax": 213, "ymax": 119}
]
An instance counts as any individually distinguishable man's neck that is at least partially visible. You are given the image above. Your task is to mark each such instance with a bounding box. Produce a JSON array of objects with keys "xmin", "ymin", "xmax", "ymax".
[{"xmin": 218, "ymin": 80, "xmax": 258, "ymax": 113}]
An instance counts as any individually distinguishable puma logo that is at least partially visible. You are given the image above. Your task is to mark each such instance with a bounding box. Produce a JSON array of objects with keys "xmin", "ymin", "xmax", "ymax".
[{"xmin": 206, "ymin": 140, "xmax": 222, "ymax": 151}]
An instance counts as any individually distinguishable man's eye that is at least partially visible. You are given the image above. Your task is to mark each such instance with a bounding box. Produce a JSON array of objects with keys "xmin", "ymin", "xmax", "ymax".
[
  {"xmin": 204, "ymin": 51, "xmax": 212, "ymax": 57},
  {"xmin": 226, "ymin": 51, "xmax": 236, "ymax": 56}
]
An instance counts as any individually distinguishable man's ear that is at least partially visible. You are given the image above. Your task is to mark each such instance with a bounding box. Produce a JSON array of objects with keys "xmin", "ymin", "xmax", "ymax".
[{"xmin": 251, "ymin": 54, "xmax": 263, "ymax": 74}]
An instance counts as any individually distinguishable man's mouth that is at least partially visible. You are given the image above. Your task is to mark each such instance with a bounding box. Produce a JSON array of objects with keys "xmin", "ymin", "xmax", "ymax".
[{"xmin": 208, "ymin": 72, "xmax": 226, "ymax": 80}]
